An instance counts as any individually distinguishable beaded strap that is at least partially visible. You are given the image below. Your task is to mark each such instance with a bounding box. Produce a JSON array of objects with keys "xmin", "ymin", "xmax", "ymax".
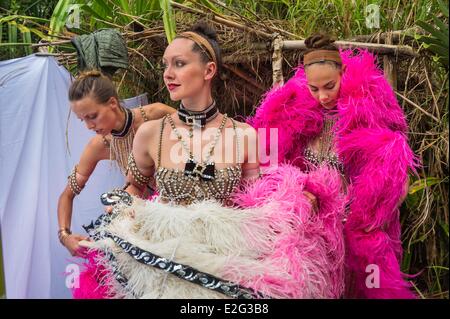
[
  {"xmin": 139, "ymin": 105, "xmax": 149, "ymax": 122},
  {"xmin": 102, "ymin": 136, "xmax": 110, "ymax": 148},
  {"xmin": 157, "ymin": 115, "xmax": 167, "ymax": 168},
  {"xmin": 230, "ymin": 118, "xmax": 241, "ymax": 164},
  {"xmin": 68, "ymin": 165, "xmax": 84, "ymax": 196},
  {"xmin": 127, "ymin": 153, "xmax": 151, "ymax": 186}
]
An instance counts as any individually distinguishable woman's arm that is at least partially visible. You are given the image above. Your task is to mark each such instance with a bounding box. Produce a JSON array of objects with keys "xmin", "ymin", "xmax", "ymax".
[
  {"xmin": 57, "ymin": 134, "xmax": 109, "ymax": 256},
  {"xmin": 125, "ymin": 120, "xmax": 158, "ymax": 198},
  {"xmin": 143, "ymin": 103, "xmax": 176, "ymax": 121},
  {"xmin": 239, "ymin": 123, "xmax": 261, "ymax": 181}
]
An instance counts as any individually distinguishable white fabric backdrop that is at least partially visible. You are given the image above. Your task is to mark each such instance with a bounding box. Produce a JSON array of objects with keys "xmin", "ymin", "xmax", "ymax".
[{"xmin": 0, "ymin": 54, "xmax": 126, "ymax": 298}]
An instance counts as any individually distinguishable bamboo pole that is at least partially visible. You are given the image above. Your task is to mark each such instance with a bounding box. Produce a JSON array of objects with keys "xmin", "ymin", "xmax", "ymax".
[
  {"xmin": 282, "ymin": 40, "xmax": 418, "ymax": 57},
  {"xmin": 271, "ymin": 35, "xmax": 284, "ymax": 87},
  {"xmin": 31, "ymin": 39, "xmax": 72, "ymax": 47},
  {"xmin": 383, "ymin": 32, "xmax": 398, "ymax": 89},
  {"xmin": 348, "ymin": 28, "xmax": 422, "ymax": 44}
]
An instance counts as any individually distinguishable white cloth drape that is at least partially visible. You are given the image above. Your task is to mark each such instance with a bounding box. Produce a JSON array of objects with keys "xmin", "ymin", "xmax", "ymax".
[{"xmin": 0, "ymin": 55, "xmax": 125, "ymax": 298}]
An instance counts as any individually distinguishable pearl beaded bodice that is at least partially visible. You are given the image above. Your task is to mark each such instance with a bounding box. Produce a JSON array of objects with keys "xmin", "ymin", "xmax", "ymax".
[
  {"xmin": 155, "ymin": 165, "xmax": 242, "ymax": 205},
  {"xmin": 154, "ymin": 115, "xmax": 243, "ymax": 205}
]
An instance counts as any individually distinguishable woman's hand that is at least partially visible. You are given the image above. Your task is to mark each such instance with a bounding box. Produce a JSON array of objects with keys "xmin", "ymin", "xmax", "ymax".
[
  {"xmin": 303, "ymin": 190, "xmax": 318, "ymax": 212},
  {"xmin": 104, "ymin": 205, "xmax": 113, "ymax": 214},
  {"xmin": 63, "ymin": 233, "xmax": 90, "ymax": 257}
]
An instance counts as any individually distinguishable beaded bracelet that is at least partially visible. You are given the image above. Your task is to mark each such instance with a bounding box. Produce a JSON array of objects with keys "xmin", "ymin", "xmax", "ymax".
[
  {"xmin": 68, "ymin": 165, "xmax": 84, "ymax": 195},
  {"xmin": 127, "ymin": 153, "xmax": 151, "ymax": 186},
  {"xmin": 58, "ymin": 228, "xmax": 72, "ymax": 245}
]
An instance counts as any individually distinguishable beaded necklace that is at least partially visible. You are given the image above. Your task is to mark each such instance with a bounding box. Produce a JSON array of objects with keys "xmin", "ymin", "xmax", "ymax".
[{"xmin": 167, "ymin": 114, "xmax": 228, "ymax": 181}]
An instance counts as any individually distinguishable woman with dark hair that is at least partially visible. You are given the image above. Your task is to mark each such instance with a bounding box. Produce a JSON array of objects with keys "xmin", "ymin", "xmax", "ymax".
[
  {"xmin": 57, "ymin": 70, "xmax": 175, "ymax": 257},
  {"xmin": 250, "ymin": 33, "xmax": 417, "ymax": 299}
]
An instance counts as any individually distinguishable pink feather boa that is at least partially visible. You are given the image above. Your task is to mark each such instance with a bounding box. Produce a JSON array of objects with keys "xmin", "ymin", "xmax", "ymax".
[
  {"xmin": 72, "ymin": 251, "xmax": 112, "ymax": 299},
  {"xmin": 232, "ymin": 164, "xmax": 346, "ymax": 298},
  {"xmin": 249, "ymin": 49, "xmax": 419, "ymax": 299}
]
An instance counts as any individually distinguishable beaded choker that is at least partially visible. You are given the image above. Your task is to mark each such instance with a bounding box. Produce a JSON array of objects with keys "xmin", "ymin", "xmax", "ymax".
[
  {"xmin": 111, "ymin": 107, "xmax": 133, "ymax": 137},
  {"xmin": 177, "ymin": 101, "xmax": 219, "ymax": 128}
]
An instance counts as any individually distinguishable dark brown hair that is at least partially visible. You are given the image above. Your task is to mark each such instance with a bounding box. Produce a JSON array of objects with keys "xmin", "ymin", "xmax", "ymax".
[
  {"xmin": 303, "ymin": 33, "xmax": 341, "ymax": 68},
  {"xmin": 68, "ymin": 69, "xmax": 119, "ymax": 103},
  {"xmin": 177, "ymin": 21, "xmax": 222, "ymax": 75}
]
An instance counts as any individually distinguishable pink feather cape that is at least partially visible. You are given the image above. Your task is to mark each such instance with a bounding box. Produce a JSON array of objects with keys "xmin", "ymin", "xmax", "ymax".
[{"xmin": 248, "ymin": 49, "xmax": 419, "ymax": 299}]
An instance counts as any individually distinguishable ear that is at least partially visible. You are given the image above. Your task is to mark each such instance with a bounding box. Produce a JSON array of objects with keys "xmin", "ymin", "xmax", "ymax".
[
  {"xmin": 204, "ymin": 61, "xmax": 217, "ymax": 81},
  {"xmin": 341, "ymin": 64, "xmax": 347, "ymax": 75},
  {"xmin": 108, "ymin": 96, "xmax": 119, "ymax": 109}
]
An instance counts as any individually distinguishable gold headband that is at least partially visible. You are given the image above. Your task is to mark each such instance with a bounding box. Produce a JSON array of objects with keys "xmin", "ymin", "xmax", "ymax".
[
  {"xmin": 303, "ymin": 50, "xmax": 342, "ymax": 66},
  {"xmin": 178, "ymin": 31, "xmax": 217, "ymax": 65}
]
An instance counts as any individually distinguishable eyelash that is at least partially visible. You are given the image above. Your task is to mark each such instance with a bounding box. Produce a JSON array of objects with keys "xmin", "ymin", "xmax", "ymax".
[
  {"xmin": 311, "ymin": 85, "xmax": 335, "ymax": 92},
  {"xmin": 162, "ymin": 61, "xmax": 185, "ymax": 69}
]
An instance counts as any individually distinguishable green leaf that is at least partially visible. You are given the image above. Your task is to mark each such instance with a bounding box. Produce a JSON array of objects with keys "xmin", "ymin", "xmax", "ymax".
[
  {"xmin": 7, "ymin": 21, "xmax": 18, "ymax": 57},
  {"xmin": 197, "ymin": 0, "xmax": 221, "ymax": 13},
  {"xmin": 0, "ymin": 15, "xmax": 49, "ymax": 24},
  {"xmin": 22, "ymin": 30, "xmax": 32, "ymax": 55},
  {"xmin": 49, "ymin": 0, "xmax": 70, "ymax": 37},
  {"xmin": 431, "ymin": 16, "xmax": 449, "ymax": 46},
  {"xmin": 408, "ymin": 177, "xmax": 442, "ymax": 194},
  {"xmin": 437, "ymin": 0, "xmax": 449, "ymax": 18},
  {"xmin": 419, "ymin": 36, "xmax": 444, "ymax": 47},
  {"xmin": 16, "ymin": 24, "xmax": 32, "ymax": 55},
  {"xmin": 160, "ymin": 0, "xmax": 176, "ymax": 43},
  {"xmin": 8, "ymin": 22, "xmax": 18, "ymax": 42},
  {"xmin": 439, "ymin": 220, "xmax": 449, "ymax": 238},
  {"xmin": 29, "ymin": 28, "xmax": 47, "ymax": 39}
]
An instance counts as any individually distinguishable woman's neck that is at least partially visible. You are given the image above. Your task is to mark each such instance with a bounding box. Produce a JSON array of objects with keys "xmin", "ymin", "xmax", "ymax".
[
  {"xmin": 113, "ymin": 106, "xmax": 127, "ymax": 132},
  {"xmin": 181, "ymin": 94, "xmax": 214, "ymax": 112}
]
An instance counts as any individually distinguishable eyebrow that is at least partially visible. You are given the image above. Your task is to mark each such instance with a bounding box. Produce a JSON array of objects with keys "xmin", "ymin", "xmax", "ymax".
[
  {"xmin": 162, "ymin": 55, "xmax": 184, "ymax": 61},
  {"xmin": 309, "ymin": 80, "xmax": 335, "ymax": 89}
]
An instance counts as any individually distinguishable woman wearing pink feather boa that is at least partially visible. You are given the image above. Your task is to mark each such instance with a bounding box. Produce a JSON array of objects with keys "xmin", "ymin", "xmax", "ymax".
[
  {"xmin": 249, "ymin": 33, "xmax": 418, "ymax": 299},
  {"xmin": 72, "ymin": 25, "xmax": 347, "ymax": 299}
]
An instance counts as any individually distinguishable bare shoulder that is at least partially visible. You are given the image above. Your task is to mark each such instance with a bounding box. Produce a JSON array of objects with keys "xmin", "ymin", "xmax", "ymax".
[
  {"xmin": 87, "ymin": 134, "xmax": 109, "ymax": 154},
  {"xmin": 230, "ymin": 118, "xmax": 256, "ymax": 132},
  {"xmin": 143, "ymin": 102, "xmax": 176, "ymax": 118},
  {"xmin": 135, "ymin": 117, "xmax": 166, "ymax": 140},
  {"xmin": 78, "ymin": 134, "xmax": 109, "ymax": 175}
]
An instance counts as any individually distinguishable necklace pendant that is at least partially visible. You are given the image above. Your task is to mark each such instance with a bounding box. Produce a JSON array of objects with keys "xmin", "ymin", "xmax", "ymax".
[
  {"xmin": 184, "ymin": 159, "xmax": 215, "ymax": 180},
  {"xmin": 188, "ymin": 127, "xmax": 194, "ymax": 138}
]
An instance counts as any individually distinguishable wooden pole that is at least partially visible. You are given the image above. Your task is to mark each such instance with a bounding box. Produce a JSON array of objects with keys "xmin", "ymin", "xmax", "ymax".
[
  {"xmin": 272, "ymin": 35, "xmax": 284, "ymax": 87},
  {"xmin": 282, "ymin": 40, "xmax": 417, "ymax": 57},
  {"xmin": 383, "ymin": 32, "xmax": 398, "ymax": 89}
]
